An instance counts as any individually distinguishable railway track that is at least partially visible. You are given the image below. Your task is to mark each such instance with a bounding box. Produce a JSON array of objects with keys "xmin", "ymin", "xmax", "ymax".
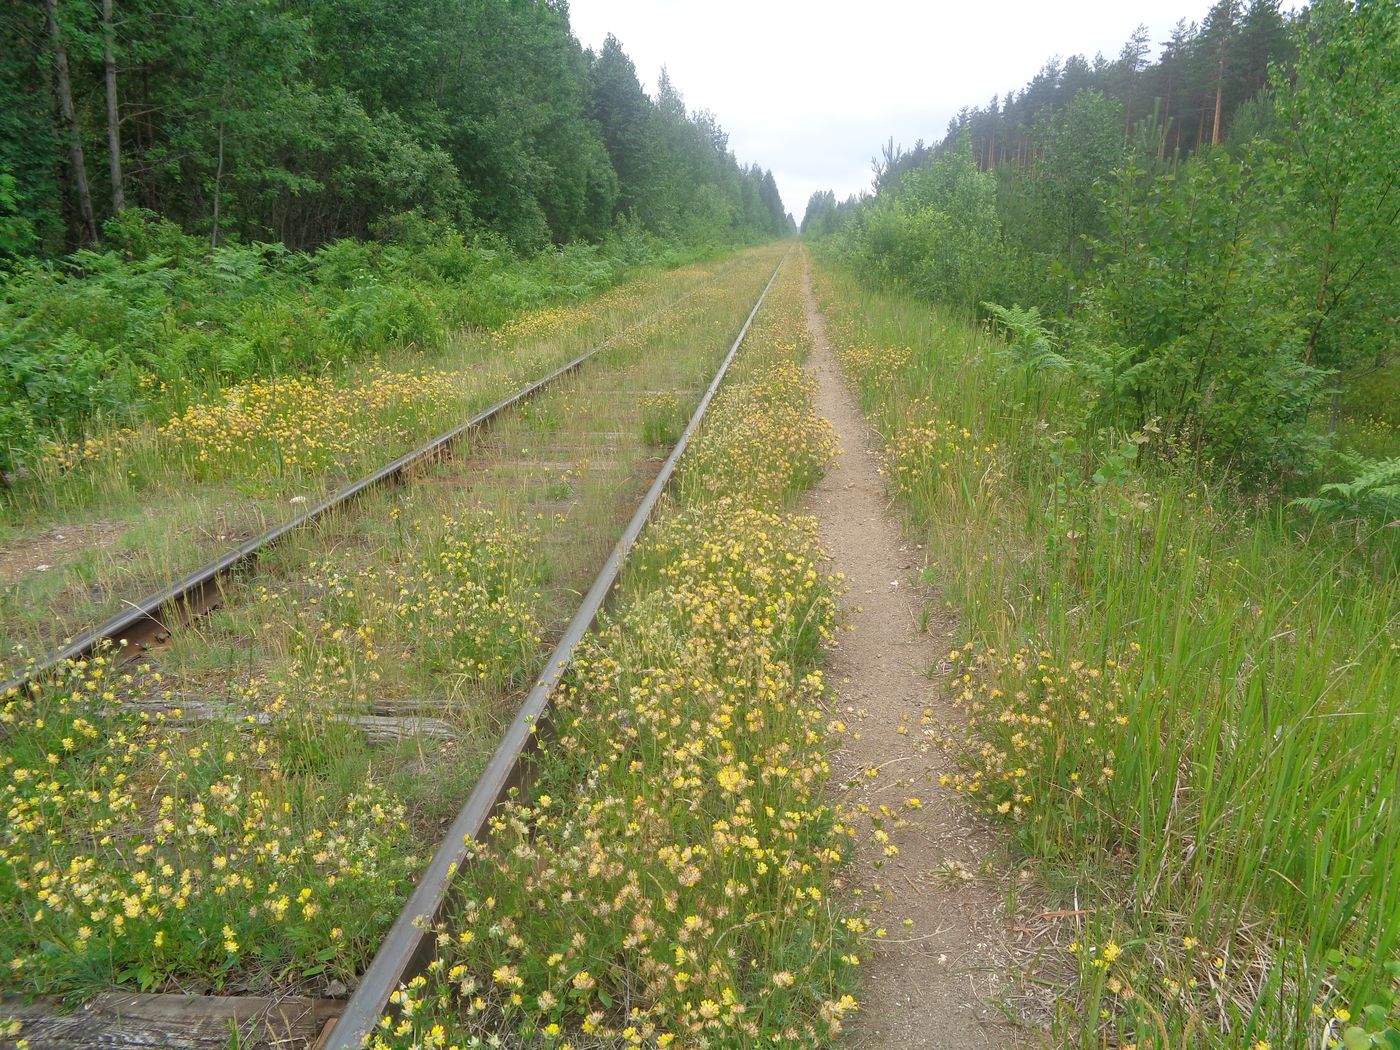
[
  {"xmin": 1, "ymin": 250, "xmax": 787, "ymax": 1050},
  {"xmin": 0, "ymin": 254, "xmax": 749, "ymax": 703},
  {"xmin": 322, "ymin": 251, "xmax": 786, "ymax": 1050}
]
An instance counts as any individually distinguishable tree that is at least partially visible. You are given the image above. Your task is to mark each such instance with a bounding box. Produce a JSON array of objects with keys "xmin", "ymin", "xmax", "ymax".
[
  {"xmin": 2, "ymin": 0, "xmax": 784, "ymax": 252},
  {"xmin": 1083, "ymin": 148, "xmax": 1321, "ymax": 475},
  {"xmin": 1114, "ymin": 24, "xmax": 1151, "ymax": 136},
  {"xmin": 800, "ymin": 190, "xmax": 837, "ymax": 235},
  {"xmin": 590, "ymin": 35, "xmax": 659, "ymax": 227},
  {"xmin": 1271, "ymin": 0, "xmax": 1399, "ymax": 375},
  {"xmin": 850, "ymin": 138, "xmax": 1001, "ymax": 310},
  {"xmin": 1236, "ymin": 0, "xmax": 1292, "ymax": 102},
  {"xmin": 1154, "ymin": 20, "xmax": 1197, "ymax": 160},
  {"xmin": 0, "ymin": 2, "xmax": 63, "ymax": 252},
  {"xmin": 101, "ymin": 0, "xmax": 123, "ymax": 212},
  {"xmin": 43, "ymin": 0, "xmax": 96, "ymax": 242},
  {"xmin": 1028, "ymin": 90, "xmax": 1125, "ymax": 272},
  {"xmin": 1201, "ymin": 0, "xmax": 1242, "ymax": 145}
]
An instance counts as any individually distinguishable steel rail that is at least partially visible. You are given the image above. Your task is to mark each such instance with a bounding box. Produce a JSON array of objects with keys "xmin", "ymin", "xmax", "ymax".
[
  {"xmin": 324, "ymin": 251, "xmax": 788, "ymax": 1050},
  {"xmin": 0, "ymin": 264, "xmax": 739, "ymax": 702}
]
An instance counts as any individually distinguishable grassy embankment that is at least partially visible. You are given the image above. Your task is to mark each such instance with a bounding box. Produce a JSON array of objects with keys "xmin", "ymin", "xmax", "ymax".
[
  {"xmin": 0, "ymin": 246, "xmax": 787, "ymax": 1005},
  {"xmin": 372, "ymin": 254, "xmax": 867, "ymax": 1049},
  {"xmin": 810, "ymin": 258, "xmax": 1399, "ymax": 1049},
  {"xmin": 0, "ymin": 246, "xmax": 753, "ymax": 670}
]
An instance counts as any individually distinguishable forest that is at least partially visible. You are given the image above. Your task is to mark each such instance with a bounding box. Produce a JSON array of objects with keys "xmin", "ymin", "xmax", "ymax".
[
  {"xmin": 804, "ymin": 0, "xmax": 1398, "ymax": 496},
  {"xmin": 0, "ymin": 0, "xmax": 791, "ymax": 477},
  {"xmin": 2, "ymin": 0, "xmax": 790, "ymax": 251}
]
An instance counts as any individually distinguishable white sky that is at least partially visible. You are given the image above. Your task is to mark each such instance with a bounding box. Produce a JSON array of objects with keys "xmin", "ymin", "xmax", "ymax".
[{"xmin": 568, "ymin": 0, "xmax": 1208, "ymax": 220}]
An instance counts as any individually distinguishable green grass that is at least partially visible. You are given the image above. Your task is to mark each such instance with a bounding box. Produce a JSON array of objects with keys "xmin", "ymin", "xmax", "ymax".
[
  {"xmin": 1334, "ymin": 356, "xmax": 1400, "ymax": 461},
  {"xmin": 811, "ymin": 255, "xmax": 1400, "ymax": 1049},
  {"xmin": 0, "ymin": 210, "xmax": 727, "ymax": 482}
]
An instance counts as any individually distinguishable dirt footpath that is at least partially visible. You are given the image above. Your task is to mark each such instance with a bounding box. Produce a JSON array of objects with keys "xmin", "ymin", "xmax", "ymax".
[{"xmin": 801, "ymin": 261, "xmax": 1033, "ymax": 1048}]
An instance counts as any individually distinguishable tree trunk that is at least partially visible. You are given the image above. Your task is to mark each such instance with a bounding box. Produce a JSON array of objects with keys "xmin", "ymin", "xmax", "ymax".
[
  {"xmin": 44, "ymin": 0, "xmax": 97, "ymax": 243},
  {"xmin": 1160, "ymin": 74, "xmax": 1174, "ymax": 162},
  {"xmin": 210, "ymin": 118, "xmax": 225, "ymax": 247},
  {"xmin": 1303, "ymin": 196, "xmax": 1340, "ymax": 365},
  {"xmin": 102, "ymin": 0, "xmax": 124, "ymax": 212},
  {"xmin": 1211, "ymin": 70, "xmax": 1225, "ymax": 145}
]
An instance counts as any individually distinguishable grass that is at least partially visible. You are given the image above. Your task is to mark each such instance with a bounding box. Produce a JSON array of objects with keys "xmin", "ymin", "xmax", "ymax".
[
  {"xmin": 810, "ymin": 254, "xmax": 1400, "ymax": 1049},
  {"xmin": 1333, "ymin": 356, "xmax": 1400, "ymax": 461},
  {"xmin": 368, "ymin": 252, "xmax": 864, "ymax": 1049},
  {"xmin": 0, "ymin": 252, "xmax": 755, "ymax": 672},
  {"xmin": 0, "ymin": 245, "xmax": 789, "ymax": 1004}
]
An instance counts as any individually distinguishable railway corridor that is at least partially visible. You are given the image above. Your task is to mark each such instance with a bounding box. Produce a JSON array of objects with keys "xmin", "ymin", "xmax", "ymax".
[{"xmin": 2, "ymin": 247, "xmax": 1039, "ymax": 1050}]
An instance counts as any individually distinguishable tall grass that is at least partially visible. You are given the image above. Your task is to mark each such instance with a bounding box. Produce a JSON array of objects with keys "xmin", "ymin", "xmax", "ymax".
[
  {"xmin": 811, "ymin": 258, "xmax": 1400, "ymax": 1048},
  {"xmin": 0, "ymin": 209, "xmax": 723, "ymax": 482}
]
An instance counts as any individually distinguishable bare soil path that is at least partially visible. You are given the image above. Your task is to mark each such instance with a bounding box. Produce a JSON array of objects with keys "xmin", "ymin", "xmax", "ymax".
[{"xmin": 801, "ymin": 261, "xmax": 1033, "ymax": 1048}]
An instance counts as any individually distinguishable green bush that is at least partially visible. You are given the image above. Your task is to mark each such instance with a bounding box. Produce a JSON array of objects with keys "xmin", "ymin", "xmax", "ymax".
[
  {"xmin": 841, "ymin": 140, "xmax": 1001, "ymax": 311},
  {"xmin": 326, "ymin": 282, "xmax": 443, "ymax": 352},
  {"xmin": 1080, "ymin": 149, "xmax": 1327, "ymax": 479},
  {"xmin": 1292, "ymin": 454, "xmax": 1400, "ymax": 523},
  {"xmin": 0, "ymin": 166, "xmax": 36, "ymax": 259}
]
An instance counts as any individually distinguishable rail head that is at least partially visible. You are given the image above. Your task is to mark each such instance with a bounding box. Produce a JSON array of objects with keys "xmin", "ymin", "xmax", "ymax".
[{"xmin": 323, "ymin": 251, "xmax": 789, "ymax": 1050}]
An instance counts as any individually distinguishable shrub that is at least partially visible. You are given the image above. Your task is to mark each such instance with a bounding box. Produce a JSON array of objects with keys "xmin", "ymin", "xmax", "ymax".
[
  {"xmin": 844, "ymin": 140, "xmax": 1001, "ymax": 311},
  {"xmin": 1292, "ymin": 453, "xmax": 1400, "ymax": 523}
]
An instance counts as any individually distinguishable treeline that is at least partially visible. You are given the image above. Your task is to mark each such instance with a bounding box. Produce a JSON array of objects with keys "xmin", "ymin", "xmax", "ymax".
[
  {"xmin": 0, "ymin": 0, "xmax": 794, "ymax": 480},
  {"xmin": 805, "ymin": 0, "xmax": 1398, "ymax": 484},
  {"xmin": 1, "ymin": 0, "xmax": 791, "ymax": 255},
  {"xmin": 883, "ymin": 0, "xmax": 1293, "ymax": 189}
]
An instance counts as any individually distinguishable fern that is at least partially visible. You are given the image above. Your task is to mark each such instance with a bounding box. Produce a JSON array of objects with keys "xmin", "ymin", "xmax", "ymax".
[
  {"xmin": 981, "ymin": 301, "xmax": 1070, "ymax": 372},
  {"xmin": 1291, "ymin": 453, "xmax": 1400, "ymax": 522}
]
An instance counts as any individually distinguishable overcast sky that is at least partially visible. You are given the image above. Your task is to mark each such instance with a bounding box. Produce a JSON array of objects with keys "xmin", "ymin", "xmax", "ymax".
[{"xmin": 568, "ymin": 0, "xmax": 1210, "ymax": 221}]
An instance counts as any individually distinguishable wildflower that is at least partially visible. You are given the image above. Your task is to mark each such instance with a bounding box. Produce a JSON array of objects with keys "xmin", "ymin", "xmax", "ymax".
[{"xmin": 716, "ymin": 765, "xmax": 744, "ymax": 793}]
